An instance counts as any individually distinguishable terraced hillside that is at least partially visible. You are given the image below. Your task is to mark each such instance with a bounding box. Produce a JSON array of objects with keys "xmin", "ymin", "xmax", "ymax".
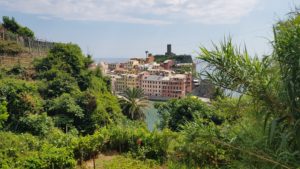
[
  {"xmin": 0, "ymin": 17, "xmax": 54, "ymax": 68},
  {"xmin": 0, "ymin": 40, "xmax": 49, "ymax": 68},
  {"xmin": 0, "ymin": 35, "xmax": 53, "ymax": 68}
]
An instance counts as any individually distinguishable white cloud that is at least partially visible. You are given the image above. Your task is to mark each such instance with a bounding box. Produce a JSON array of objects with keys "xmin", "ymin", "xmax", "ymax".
[{"xmin": 0, "ymin": 0, "xmax": 260, "ymax": 24}]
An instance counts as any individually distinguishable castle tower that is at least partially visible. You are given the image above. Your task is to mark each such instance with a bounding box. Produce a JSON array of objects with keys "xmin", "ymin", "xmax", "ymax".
[{"xmin": 165, "ymin": 44, "xmax": 174, "ymax": 56}]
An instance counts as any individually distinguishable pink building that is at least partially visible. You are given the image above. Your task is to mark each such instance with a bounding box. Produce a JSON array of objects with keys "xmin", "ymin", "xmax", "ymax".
[
  {"xmin": 111, "ymin": 68, "xmax": 193, "ymax": 100},
  {"xmin": 161, "ymin": 59, "xmax": 174, "ymax": 70},
  {"xmin": 140, "ymin": 73, "xmax": 192, "ymax": 100}
]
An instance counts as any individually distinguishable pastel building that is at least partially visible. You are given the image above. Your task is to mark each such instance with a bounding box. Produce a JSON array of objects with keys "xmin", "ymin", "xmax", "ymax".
[
  {"xmin": 141, "ymin": 75, "xmax": 164, "ymax": 98},
  {"xmin": 108, "ymin": 63, "xmax": 120, "ymax": 70},
  {"xmin": 111, "ymin": 74, "xmax": 139, "ymax": 94},
  {"xmin": 112, "ymin": 72, "xmax": 193, "ymax": 100},
  {"xmin": 127, "ymin": 59, "xmax": 139, "ymax": 69},
  {"xmin": 160, "ymin": 74, "xmax": 188, "ymax": 99}
]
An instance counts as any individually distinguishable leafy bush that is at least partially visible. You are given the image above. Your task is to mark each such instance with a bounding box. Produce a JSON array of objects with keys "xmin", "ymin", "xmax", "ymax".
[
  {"xmin": 73, "ymin": 122, "xmax": 176, "ymax": 163},
  {"xmin": 103, "ymin": 122, "xmax": 176, "ymax": 163},
  {"xmin": 0, "ymin": 40, "xmax": 25, "ymax": 55},
  {"xmin": 155, "ymin": 96, "xmax": 220, "ymax": 131},
  {"xmin": 0, "ymin": 132, "xmax": 76, "ymax": 169},
  {"xmin": 174, "ymin": 118, "xmax": 231, "ymax": 168},
  {"xmin": 74, "ymin": 129, "xmax": 110, "ymax": 161},
  {"xmin": 0, "ymin": 78, "xmax": 44, "ymax": 132},
  {"xmin": 19, "ymin": 112, "xmax": 54, "ymax": 136}
]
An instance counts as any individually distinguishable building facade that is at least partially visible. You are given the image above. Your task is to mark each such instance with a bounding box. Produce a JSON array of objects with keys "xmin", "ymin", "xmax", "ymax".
[{"xmin": 112, "ymin": 72, "xmax": 192, "ymax": 100}]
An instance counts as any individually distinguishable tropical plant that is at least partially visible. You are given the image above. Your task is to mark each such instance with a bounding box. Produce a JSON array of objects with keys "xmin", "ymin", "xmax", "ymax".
[
  {"xmin": 175, "ymin": 118, "xmax": 230, "ymax": 168},
  {"xmin": 196, "ymin": 11, "xmax": 300, "ymax": 168},
  {"xmin": 119, "ymin": 88, "xmax": 149, "ymax": 120}
]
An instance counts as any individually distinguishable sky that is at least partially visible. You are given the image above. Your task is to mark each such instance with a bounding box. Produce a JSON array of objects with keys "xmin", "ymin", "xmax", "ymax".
[{"xmin": 0, "ymin": 0, "xmax": 299, "ymax": 59}]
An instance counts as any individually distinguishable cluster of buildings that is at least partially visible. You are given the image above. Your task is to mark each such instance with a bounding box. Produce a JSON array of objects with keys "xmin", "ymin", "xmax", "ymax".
[{"xmin": 96, "ymin": 45, "xmax": 194, "ymax": 100}]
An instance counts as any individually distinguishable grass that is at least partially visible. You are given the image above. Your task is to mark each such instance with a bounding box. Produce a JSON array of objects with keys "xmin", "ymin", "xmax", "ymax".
[{"xmin": 77, "ymin": 153, "xmax": 162, "ymax": 169}]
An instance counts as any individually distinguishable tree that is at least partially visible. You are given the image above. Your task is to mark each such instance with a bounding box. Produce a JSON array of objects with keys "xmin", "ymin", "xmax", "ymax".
[
  {"xmin": 119, "ymin": 88, "xmax": 149, "ymax": 120},
  {"xmin": 0, "ymin": 78, "xmax": 43, "ymax": 131},
  {"xmin": 35, "ymin": 43, "xmax": 93, "ymax": 91},
  {"xmin": 19, "ymin": 112, "xmax": 54, "ymax": 136},
  {"xmin": 2, "ymin": 16, "xmax": 20, "ymax": 33},
  {"xmin": 39, "ymin": 69, "xmax": 79, "ymax": 98},
  {"xmin": 17, "ymin": 26, "xmax": 34, "ymax": 38},
  {"xmin": 34, "ymin": 43, "xmax": 122, "ymax": 134},
  {"xmin": 47, "ymin": 93, "xmax": 84, "ymax": 124},
  {"xmin": 155, "ymin": 96, "xmax": 216, "ymax": 131},
  {"xmin": 2, "ymin": 16, "xmax": 35, "ymax": 38}
]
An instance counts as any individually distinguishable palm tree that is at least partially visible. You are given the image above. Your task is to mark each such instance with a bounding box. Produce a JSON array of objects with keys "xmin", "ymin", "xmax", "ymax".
[{"xmin": 119, "ymin": 88, "xmax": 149, "ymax": 120}]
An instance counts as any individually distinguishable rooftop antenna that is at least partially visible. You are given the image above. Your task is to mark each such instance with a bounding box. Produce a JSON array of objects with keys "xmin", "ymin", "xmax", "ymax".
[{"xmin": 145, "ymin": 50, "xmax": 149, "ymax": 58}]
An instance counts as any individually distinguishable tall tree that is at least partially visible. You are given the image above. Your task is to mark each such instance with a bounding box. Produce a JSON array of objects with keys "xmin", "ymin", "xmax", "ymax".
[
  {"xmin": 34, "ymin": 43, "xmax": 122, "ymax": 134},
  {"xmin": 2, "ymin": 16, "xmax": 35, "ymax": 38},
  {"xmin": 119, "ymin": 88, "xmax": 149, "ymax": 120},
  {"xmin": 2, "ymin": 16, "xmax": 20, "ymax": 33}
]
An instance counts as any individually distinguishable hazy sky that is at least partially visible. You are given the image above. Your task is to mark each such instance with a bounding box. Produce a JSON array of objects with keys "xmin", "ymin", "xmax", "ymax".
[{"xmin": 0, "ymin": 0, "xmax": 299, "ymax": 58}]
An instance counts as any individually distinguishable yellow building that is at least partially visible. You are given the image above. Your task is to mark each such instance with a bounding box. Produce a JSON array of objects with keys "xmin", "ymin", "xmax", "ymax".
[
  {"xmin": 127, "ymin": 59, "xmax": 139, "ymax": 69},
  {"xmin": 111, "ymin": 74, "xmax": 139, "ymax": 94}
]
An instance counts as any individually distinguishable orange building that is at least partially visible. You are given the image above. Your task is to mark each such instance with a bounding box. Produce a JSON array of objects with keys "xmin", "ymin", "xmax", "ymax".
[{"xmin": 146, "ymin": 54, "xmax": 155, "ymax": 63}]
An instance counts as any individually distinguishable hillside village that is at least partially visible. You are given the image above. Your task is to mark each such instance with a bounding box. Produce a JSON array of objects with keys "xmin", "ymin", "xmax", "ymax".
[{"xmin": 96, "ymin": 45, "xmax": 197, "ymax": 100}]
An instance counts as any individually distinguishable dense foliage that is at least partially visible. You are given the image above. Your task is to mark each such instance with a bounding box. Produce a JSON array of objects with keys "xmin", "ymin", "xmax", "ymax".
[
  {"xmin": 155, "ymin": 97, "xmax": 221, "ymax": 131},
  {"xmin": 2, "ymin": 16, "xmax": 35, "ymax": 38},
  {"xmin": 196, "ymin": 10, "xmax": 300, "ymax": 168},
  {"xmin": 0, "ymin": 43, "xmax": 122, "ymax": 136}
]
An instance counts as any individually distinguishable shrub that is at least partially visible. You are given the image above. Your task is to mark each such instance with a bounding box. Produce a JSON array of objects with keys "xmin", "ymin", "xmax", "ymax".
[
  {"xmin": 0, "ymin": 131, "xmax": 76, "ymax": 169},
  {"xmin": 155, "ymin": 96, "xmax": 220, "ymax": 131},
  {"xmin": 0, "ymin": 40, "xmax": 24, "ymax": 55},
  {"xmin": 173, "ymin": 118, "xmax": 232, "ymax": 168}
]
